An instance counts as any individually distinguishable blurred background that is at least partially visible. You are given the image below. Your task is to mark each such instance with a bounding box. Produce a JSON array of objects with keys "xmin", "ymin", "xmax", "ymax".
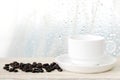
[{"xmin": 0, "ymin": 0, "xmax": 120, "ymax": 57}]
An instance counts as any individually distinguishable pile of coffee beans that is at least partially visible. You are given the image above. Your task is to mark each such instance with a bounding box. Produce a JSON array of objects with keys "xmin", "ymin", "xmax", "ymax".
[{"xmin": 3, "ymin": 61, "xmax": 63, "ymax": 73}]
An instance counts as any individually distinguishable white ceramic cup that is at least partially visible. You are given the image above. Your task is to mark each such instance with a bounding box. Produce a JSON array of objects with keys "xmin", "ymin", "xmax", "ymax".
[{"xmin": 68, "ymin": 34, "xmax": 116, "ymax": 65}]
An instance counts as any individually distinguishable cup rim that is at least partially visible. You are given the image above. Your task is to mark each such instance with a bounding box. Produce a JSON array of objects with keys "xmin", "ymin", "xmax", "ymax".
[{"xmin": 69, "ymin": 34, "xmax": 104, "ymax": 41}]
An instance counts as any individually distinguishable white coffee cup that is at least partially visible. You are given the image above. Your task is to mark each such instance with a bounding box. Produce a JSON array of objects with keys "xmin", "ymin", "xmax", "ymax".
[{"xmin": 68, "ymin": 34, "xmax": 116, "ymax": 65}]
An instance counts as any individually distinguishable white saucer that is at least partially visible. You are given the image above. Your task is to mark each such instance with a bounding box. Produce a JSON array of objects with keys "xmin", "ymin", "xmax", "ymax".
[{"xmin": 55, "ymin": 54, "xmax": 117, "ymax": 73}]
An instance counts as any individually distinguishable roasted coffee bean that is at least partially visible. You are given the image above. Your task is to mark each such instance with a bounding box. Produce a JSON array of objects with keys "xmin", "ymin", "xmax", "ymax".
[
  {"xmin": 28, "ymin": 65, "xmax": 33, "ymax": 70},
  {"xmin": 3, "ymin": 66, "xmax": 9, "ymax": 69},
  {"xmin": 5, "ymin": 64, "xmax": 10, "ymax": 67},
  {"xmin": 24, "ymin": 63, "xmax": 30, "ymax": 69},
  {"xmin": 26, "ymin": 63, "xmax": 31, "ymax": 66},
  {"xmin": 43, "ymin": 66, "xmax": 52, "ymax": 72},
  {"xmin": 27, "ymin": 67, "xmax": 33, "ymax": 72},
  {"xmin": 57, "ymin": 68, "xmax": 63, "ymax": 72},
  {"xmin": 50, "ymin": 66, "xmax": 55, "ymax": 71},
  {"xmin": 32, "ymin": 71, "xmax": 35, "ymax": 73},
  {"xmin": 53, "ymin": 64, "xmax": 60, "ymax": 69},
  {"xmin": 45, "ymin": 68, "xmax": 52, "ymax": 72},
  {"xmin": 13, "ymin": 61, "xmax": 18, "ymax": 64},
  {"xmin": 6, "ymin": 68, "xmax": 9, "ymax": 71},
  {"xmin": 49, "ymin": 62, "xmax": 57, "ymax": 71},
  {"xmin": 22, "ymin": 65, "xmax": 28, "ymax": 71},
  {"xmin": 9, "ymin": 68, "xmax": 15, "ymax": 72},
  {"xmin": 33, "ymin": 68, "xmax": 39, "ymax": 70},
  {"xmin": 50, "ymin": 62, "xmax": 56, "ymax": 66},
  {"xmin": 21, "ymin": 68, "xmax": 26, "ymax": 71},
  {"xmin": 36, "ymin": 63, "xmax": 42, "ymax": 68},
  {"xmin": 14, "ymin": 65, "xmax": 19, "ymax": 68},
  {"xmin": 14, "ymin": 62, "xmax": 19, "ymax": 68},
  {"xmin": 25, "ymin": 64, "xmax": 29, "ymax": 68},
  {"xmin": 32, "ymin": 70, "xmax": 36, "ymax": 73},
  {"xmin": 14, "ymin": 61, "xmax": 19, "ymax": 65},
  {"xmin": 32, "ymin": 68, "xmax": 44, "ymax": 73},
  {"xmin": 32, "ymin": 62, "xmax": 37, "ymax": 67},
  {"xmin": 19, "ymin": 63, "xmax": 25, "ymax": 69},
  {"xmin": 9, "ymin": 64, "xmax": 16, "ymax": 68},
  {"xmin": 14, "ymin": 69, "xmax": 18, "ymax": 72},
  {"xmin": 32, "ymin": 68, "xmax": 39, "ymax": 73},
  {"xmin": 42, "ymin": 63, "xmax": 49, "ymax": 68},
  {"xmin": 39, "ymin": 68, "xmax": 44, "ymax": 73},
  {"xmin": 21, "ymin": 64, "xmax": 32, "ymax": 72},
  {"xmin": 53, "ymin": 64, "xmax": 63, "ymax": 72},
  {"xmin": 10, "ymin": 63, "xmax": 14, "ymax": 67},
  {"xmin": 25, "ymin": 69, "xmax": 31, "ymax": 72}
]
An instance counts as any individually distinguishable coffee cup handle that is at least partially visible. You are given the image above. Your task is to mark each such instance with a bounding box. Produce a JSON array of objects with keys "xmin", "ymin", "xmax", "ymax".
[{"xmin": 106, "ymin": 40, "xmax": 116, "ymax": 56}]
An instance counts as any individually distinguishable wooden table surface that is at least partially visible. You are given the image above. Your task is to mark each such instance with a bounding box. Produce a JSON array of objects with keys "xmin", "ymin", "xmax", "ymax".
[{"xmin": 0, "ymin": 57, "xmax": 120, "ymax": 79}]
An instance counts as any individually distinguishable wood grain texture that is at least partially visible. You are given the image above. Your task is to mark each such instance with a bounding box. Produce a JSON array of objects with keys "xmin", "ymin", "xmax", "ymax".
[{"xmin": 0, "ymin": 58, "xmax": 120, "ymax": 79}]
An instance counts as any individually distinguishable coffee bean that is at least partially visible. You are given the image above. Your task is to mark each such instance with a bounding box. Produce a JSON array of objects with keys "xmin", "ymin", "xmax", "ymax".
[
  {"xmin": 21, "ymin": 68, "xmax": 26, "ymax": 71},
  {"xmin": 53, "ymin": 64, "xmax": 60, "ymax": 69},
  {"xmin": 50, "ymin": 66, "xmax": 55, "ymax": 71},
  {"xmin": 3, "ymin": 66, "xmax": 9, "ymax": 70},
  {"xmin": 32, "ymin": 62, "xmax": 37, "ymax": 67},
  {"xmin": 6, "ymin": 68, "xmax": 9, "ymax": 71},
  {"xmin": 19, "ymin": 63, "xmax": 25, "ymax": 69},
  {"xmin": 57, "ymin": 68, "xmax": 63, "ymax": 72},
  {"xmin": 9, "ymin": 68, "xmax": 15, "ymax": 72},
  {"xmin": 50, "ymin": 62, "xmax": 56, "ymax": 66},
  {"xmin": 36, "ymin": 63, "xmax": 42, "ymax": 68},
  {"xmin": 34, "ymin": 68, "xmax": 39, "ymax": 70},
  {"xmin": 14, "ymin": 63, "xmax": 19, "ymax": 68},
  {"xmin": 53, "ymin": 64, "xmax": 63, "ymax": 72},
  {"xmin": 5, "ymin": 64, "xmax": 10, "ymax": 67},
  {"xmin": 32, "ymin": 68, "xmax": 39, "ymax": 73},
  {"xmin": 50, "ymin": 62, "xmax": 57, "ymax": 71},
  {"xmin": 32, "ymin": 70, "xmax": 36, "ymax": 73},
  {"xmin": 10, "ymin": 63, "xmax": 14, "ymax": 67},
  {"xmin": 39, "ymin": 68, "xmax": 44, "ymax": 73},
  {"xmin": 28, "ymin": 65, "xmax": 33, "ymax": 70},
  {"xmin": 42, "ymin": 63, "xmax": 49, "ymax": 68},
  {"xmin": 3, "ymin": 66, "xmax": 9, "ymax": 71},
  {"xmin": 14, "ymin": 69, "xmax": 18, "ymax": 72},
  {"xmin": 25, "ymin": 69, "xmax": 31, "ymax": 72},
  {"xmin": 9, "ymin": 63, "xmax": 18, "ymax": 68},
  {"xmin": 43, "ymin": 66, "xmax": 52, "ymax": 72}
]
